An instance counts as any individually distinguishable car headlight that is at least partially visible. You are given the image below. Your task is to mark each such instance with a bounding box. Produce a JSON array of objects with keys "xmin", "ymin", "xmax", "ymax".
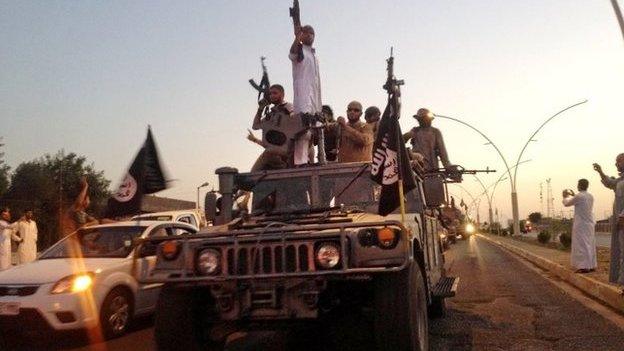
[
  {"xmin": 315, "ymin": 243, "xmax": 340, "ymax": 269},
  {"xmin": 465, "ymin": 223, "xmax": 475, "ymax": 233},
  {"xmin": 196, "ymin": 249, "xmax": 221, "ymax": 275},
  {"xmin": 50, "ymin": 273, "xmax": 94, "ymax": 294}
]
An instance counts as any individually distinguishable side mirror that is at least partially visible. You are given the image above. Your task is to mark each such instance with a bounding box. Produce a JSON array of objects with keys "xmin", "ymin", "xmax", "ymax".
[
  {"xmin": 204, "ymin": 191, "xmax": 219, "ymax": 225},
  {"xmin": 139, "ymin": 243, "xmax": 157, "ymax": 257}
]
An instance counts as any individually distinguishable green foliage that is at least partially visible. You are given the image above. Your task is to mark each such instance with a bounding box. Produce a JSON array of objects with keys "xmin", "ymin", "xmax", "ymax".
[
  {"xmin": 0, "ymin": 139, "xmax": 9, "ymax": 196},
  {"xmin": 0, "ymin": 151, "xmax": 110, "ymax": 249},
  {"xmin": 528, "ymin": 212, "xmax": 542, "ymax": 224},
  {"xmin": 559, "ymin": 231, "xmax": 572, "ymax": 248},
  {"xmin": 537, "ymin": 230, "xmax": 551, "ymax": 244}
]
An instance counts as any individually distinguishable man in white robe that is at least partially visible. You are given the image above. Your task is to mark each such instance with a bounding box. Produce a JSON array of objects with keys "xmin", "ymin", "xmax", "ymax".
[
  {"xmin": 13, "ymin": 209, "xmax": 38, "ymax": 264},
  {"xmin": 289, "ymin": 25, "xmax": 322, "ymax": 166},
  {"xmin": 562, "ymin": 179, "xmax": 597, "ymax": 273},
  {"xmin": 0, "ymin": 207, "xmax": 16, "ymax": 270},
  {"xmin": 594, "ymin": 154, "xmax": 624, "ymax": 283}
]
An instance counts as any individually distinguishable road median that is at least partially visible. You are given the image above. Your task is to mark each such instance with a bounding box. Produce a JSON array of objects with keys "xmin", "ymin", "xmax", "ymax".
[{"xmin": 476, "ymin": 233, "xmax": 624, "ymax": 314}]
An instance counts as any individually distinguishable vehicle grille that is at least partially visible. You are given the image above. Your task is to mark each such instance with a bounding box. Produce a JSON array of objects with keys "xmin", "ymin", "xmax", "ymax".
[
  {"xmin": 0, "ymin": 285, "xmax": 39, "ymax": 297},
  {"xmin": 224, "ymin": 242, "xmax": 316, "ymax": 276}
]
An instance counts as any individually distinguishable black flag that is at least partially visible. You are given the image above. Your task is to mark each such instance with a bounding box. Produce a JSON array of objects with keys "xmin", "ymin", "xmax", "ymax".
[
  {"xmin": 370, "ymin": 102, "xmax": 416, "ymax": 216},
  {"xmin": 105, "ymin": 127, "xmax": 168, "ymax": 218}
]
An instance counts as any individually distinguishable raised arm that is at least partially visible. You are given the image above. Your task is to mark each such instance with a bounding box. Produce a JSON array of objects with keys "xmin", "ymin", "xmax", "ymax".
[
  {"xmin": 74, "ymin": 177, "xmax": 89, "ymax": 210},
  {"xmin": 593, "ymin": 163, "xmax": 617, "ymax": 189},
  {"xmin": 252, "ymin": 100, "xmax": 270, "ymax": 130},
  {"xmin": 338, "ymin": 118, "xmax": 373, "ymax": 147}
]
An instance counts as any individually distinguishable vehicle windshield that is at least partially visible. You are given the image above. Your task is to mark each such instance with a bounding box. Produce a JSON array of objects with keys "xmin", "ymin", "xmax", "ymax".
[
  {"xmin": 135, "ymin": 215, "xmax": 173, "ymax": 221},
  {"xmin": 40, "ymin": 226, "xmax": 146, "ymax": 259},
  {"xmin": 319, "ymin": 173, "xmax": 380, "ymax": 212},
  {"xmin": 251, "ymin": 176, "xmax": 313, "ymax": 213}
]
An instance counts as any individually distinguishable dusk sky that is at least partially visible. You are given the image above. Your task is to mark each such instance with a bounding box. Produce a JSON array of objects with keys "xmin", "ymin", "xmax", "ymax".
[{"xmin": 2, "ymin": 0, "xmax": 623, "ymax": 223}]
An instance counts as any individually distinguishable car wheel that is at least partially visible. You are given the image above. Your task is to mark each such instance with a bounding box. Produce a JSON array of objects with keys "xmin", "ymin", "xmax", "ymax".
[
  {"xmin": 374, "ymin": 261, "xmax": 429, "ymax": 351},
  {"xmin": 100, "ymin": 288, "xmax": 133, "ymax": 339}
]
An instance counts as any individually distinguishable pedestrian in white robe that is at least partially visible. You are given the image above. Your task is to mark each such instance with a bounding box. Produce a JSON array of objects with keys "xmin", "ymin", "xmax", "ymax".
[
  {"xmin": 0, "ymin": 207, "xmax": 15, "ymax": 270},
  {"xmin": 594, "ymin": 155, "xmax": 624, "ymax": 283},
  {"xmin": 13, "ymin": 209, "xmax": 38, "ymax": 264},
  {"xmin": 562, "ymin": 179, "xmax": 596, "ymax": 272},
  {"xmin": 289, "ymin": 25, "xmax": 322, "ymax": 166}
]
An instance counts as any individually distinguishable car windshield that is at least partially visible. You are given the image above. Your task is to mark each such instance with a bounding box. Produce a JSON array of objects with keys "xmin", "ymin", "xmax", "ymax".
[
  {"xmin": 251, "ymin": 176, "xmax": 313, "ymax": 214},
  {"xmin": 135, "ymin": 215, "xmax": 173, "ymax": 221},
  {"xmin": 40, "ymin": 226, "xmax": 147, "ymax": 259},
  {"xmin": 319, "ymin": 173, "xmax": 380, "ymax": 212}
]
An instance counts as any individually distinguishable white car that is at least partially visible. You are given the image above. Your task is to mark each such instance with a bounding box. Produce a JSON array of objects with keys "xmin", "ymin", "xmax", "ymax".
[{"xmin": 0, "ymin": 220, "xmax": 197, "ymax": 338}]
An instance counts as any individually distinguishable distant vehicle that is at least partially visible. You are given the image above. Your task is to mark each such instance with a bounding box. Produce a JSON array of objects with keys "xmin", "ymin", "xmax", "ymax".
[
  {"xmin": 132, "ymin": 209, "xmax": 206, "ymax": 229},
  {"xmin": 0, "ymin": 221, "xmax": 197, "ymax": 338}
]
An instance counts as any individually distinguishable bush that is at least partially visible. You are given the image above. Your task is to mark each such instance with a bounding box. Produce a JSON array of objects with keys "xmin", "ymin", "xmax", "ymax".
[
  {"xmin": 537, "ymin": 230, "xmax": 551, "ymax": 244},
  {"xmin": 559, "ymin": 231, "xmax": 571, "ymax": 248}
]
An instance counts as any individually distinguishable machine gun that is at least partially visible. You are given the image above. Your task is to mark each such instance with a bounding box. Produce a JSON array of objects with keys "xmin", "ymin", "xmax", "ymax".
[
  {"xmin": 425, "ymin": 165, "xmax": 496, "ymax": 183},
  {"xmin": 248, "ymin": 56, "xmax": 271, "ymax": 115}
]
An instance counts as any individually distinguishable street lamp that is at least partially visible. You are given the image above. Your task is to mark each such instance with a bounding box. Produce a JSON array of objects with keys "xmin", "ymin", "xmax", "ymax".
[
  {"xmin": 436, "ymin": 100, "xmax": 586, "ymax": 236},
  {"xmin": 196, "ymin": 182, "xmax": 209, "ymax": 210}
]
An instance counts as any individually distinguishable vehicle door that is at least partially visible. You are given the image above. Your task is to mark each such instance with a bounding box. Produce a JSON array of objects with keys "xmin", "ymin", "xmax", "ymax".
[{"xmin": 135, "ymin": 223, "xmax": 196, "ymax": 313}]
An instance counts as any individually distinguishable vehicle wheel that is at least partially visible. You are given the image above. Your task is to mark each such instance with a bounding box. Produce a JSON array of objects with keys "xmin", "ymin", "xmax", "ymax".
[
  {"xmin": 154, "ymin": 284, "xmax": 223, "ymax": 351},
  {"xmin": 428, "ymin": 296, "xmax": 447, "ymax": 318},
  {"xmin": 100, "ymin": 287, "xmax": 133, "ymax": 339},
  {"xmin": 374, "ymin": 261, "xmax": 428, "ymax": 351}
]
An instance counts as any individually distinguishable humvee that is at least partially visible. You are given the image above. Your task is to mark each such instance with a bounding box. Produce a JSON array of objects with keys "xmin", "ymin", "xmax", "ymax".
[{"xmin": 136, "ymin": 161, "xmax": 458, "ymax": 351}]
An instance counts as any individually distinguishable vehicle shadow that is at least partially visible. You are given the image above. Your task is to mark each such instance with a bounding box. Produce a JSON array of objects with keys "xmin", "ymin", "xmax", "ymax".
[{"xmin": 0, "ymin": 315, "xmax": 154, "ymax": 351}]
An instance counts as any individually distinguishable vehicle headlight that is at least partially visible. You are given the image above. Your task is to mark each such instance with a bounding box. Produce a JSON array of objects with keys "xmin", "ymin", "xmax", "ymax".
[
  {"xmin": 196, "ymin": 249, "xmax": 221, "ymax": 275},
  {"xmin": 50, "ymin": 273, "xmax": 94, "ymax": 294},
  {"xmin": 465, "ymin": 223, "xmax": 475, "ymax": 233},
  {"xmin": 315, "ymin": 243, "xmax": 340, "ymax": 269}
]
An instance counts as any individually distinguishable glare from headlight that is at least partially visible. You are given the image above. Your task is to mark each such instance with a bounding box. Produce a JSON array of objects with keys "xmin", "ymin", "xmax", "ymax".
[
  {"xmin": 197, "ymin": 249, "xmax": 220, "ymax": 275},
  {"xmin": 50, "ymin": 273, "xmax": 94, "ymax": 294},
  {"xmin": 315, "ymin": 243, "xmax": 340, "ymax": 269},
  {"xmin": 465, "ymin": 223, "xmax": 475, "ymax": 233}
]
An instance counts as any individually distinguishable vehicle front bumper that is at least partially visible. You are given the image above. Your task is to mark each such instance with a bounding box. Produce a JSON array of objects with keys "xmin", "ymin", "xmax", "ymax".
[{"xmin": 0, "ymin": 283, "xmax": 99, "ymax": 332}]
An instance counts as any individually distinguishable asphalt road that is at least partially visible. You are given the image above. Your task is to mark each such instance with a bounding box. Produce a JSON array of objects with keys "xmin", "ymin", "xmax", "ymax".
[{"xmin": 4, "ymin": 235, "xmax": 624, "ymax": 350}]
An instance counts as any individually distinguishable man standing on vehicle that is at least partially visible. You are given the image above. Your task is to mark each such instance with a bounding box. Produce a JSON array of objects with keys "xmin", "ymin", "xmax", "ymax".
[
  {"xmin": 594, "ymin": 154, "xmax": 624, "ymax": 284},
  {"xmin": 562, "ymin": 179, "xmax": 596, "ymax": 273},
  {"xmin": 327, "ymin": 101, "xmax": 374, "ymax": 163},
  {"xmin": 403, "ymin": 108, "xmax": 452, "ymax": 172},
  {"xmin": 289, "ymin": 24, "xmax": 322, "ymax": 165},
  {"xmin": 13, "ymin": 209, "xmax": 38, "ymax": 264},
  {"xmin": 248, "ymin": 84, "xmax": 294, "ymax": 171}
]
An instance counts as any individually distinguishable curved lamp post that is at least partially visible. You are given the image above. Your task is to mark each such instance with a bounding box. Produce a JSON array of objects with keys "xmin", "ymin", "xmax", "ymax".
[
  {"xmin": 435, "ymin": 100, "xmax": 587, "ymax": 236},
  {"xmin": 196, "ymin": 182, "xmax": 210, "ymax": 210}
]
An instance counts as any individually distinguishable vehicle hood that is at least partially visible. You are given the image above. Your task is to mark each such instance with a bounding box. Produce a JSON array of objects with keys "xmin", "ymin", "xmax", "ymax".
[{"xmin": 0, "ymin": 258, "xmax": 124, "ymax": 285}]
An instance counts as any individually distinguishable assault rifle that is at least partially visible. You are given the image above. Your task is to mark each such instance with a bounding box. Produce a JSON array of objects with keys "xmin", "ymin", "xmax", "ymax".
[
  {"xmin": 290, "ymin": 0, "xmax": 301, "ymax": 34},
  {"xmin": 383, "ymin": 47, "xmax": 405, "ymax": 117},
  {"xmin": 248, "ymin": 56, "xmax": 271, "ymax": 114}
]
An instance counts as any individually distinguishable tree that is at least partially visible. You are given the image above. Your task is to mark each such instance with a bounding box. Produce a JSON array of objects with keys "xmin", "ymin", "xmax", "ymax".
[
  {"xmin": 0, "ymin": 151, "xmax": 110, "ymax": 249},
  {"xmin": 0, "ymin": 138, "xmax": 9, "ymax": 196},
  {"xmin": 528, "ymin": 212, "xmax": 542, "ymax": 224}
]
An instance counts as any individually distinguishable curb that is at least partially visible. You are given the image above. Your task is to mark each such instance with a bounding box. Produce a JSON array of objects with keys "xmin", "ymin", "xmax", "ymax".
[{"xmin": 476, "ymin": 233, "xmax": 624, "ymax": 314}]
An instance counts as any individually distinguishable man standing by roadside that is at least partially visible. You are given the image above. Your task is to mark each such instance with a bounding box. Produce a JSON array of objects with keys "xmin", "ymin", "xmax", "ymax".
[
  {"xmin": 289, "ymin": 24, "xmax": 322, "ymax": 165},
  {"xmin": 0, "ymin": 207, "xmax": 15, "ymax": 270},
  {"xmin": 562, "ymin": 179, "xmax": 596, "ymax": 273},
  {"xmin": 13, "ymin": 209, "xmax": 38, "ymax": 264},
  {"xmin": 594, "ymin": 154, "xmax": 624, "ymax": 284}
]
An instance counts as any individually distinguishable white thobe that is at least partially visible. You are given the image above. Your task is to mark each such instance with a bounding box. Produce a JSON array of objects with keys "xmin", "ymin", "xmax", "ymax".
[
  {"xmin": 0, "ymin": 220, "xmax": 14, "ymax": 270},
  {"xmin": 14, "ymin": 220, "xmax": 38, "ymax": 264},
  {"xmin": 563, "ymin": 191, "xmax": 597, "ymax": 270},
  {"xmin": 290, "ymin": 45, "xmax": 321, "ymax": 166}
]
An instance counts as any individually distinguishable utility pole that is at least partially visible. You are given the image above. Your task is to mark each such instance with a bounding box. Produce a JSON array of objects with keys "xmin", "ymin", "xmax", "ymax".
[
  {"xmin": 546, "ymin": 178, "xmax": 554, "ymax": 218},
  {"xmin": 539, "ymin": 182, "xmax": 544, "ymax": 214}
]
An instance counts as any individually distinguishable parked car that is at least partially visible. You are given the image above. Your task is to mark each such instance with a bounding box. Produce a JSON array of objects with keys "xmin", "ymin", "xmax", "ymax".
[
  {"xmin": 0, "ymin": 220, "xmax": 197, "ymax": 338},
  {"xmin": 132, "ymin": 209, "xmax": 206, "ymax": 229}
]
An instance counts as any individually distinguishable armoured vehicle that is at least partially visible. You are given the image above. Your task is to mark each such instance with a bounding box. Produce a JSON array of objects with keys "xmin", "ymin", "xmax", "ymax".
[{"xmin": 136, "ymin": 161, "xmax": 459, "ymax": 351}]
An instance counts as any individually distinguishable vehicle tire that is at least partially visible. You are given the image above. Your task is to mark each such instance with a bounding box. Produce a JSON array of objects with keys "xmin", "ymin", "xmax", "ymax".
[
  {"xmin": 428, "ymin": 296, "xmax": 447, "ymax": 318},
  {"xmin": 373, "ymin": 261, "xmax": 428, "ymax": 351},
  {"xmin": 154, "ymin": 284, "xmax": 223, "ymax": 351},
  {"xmin": 100, "ymin": 287, "xmax": 134, "ymax": 339}
]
